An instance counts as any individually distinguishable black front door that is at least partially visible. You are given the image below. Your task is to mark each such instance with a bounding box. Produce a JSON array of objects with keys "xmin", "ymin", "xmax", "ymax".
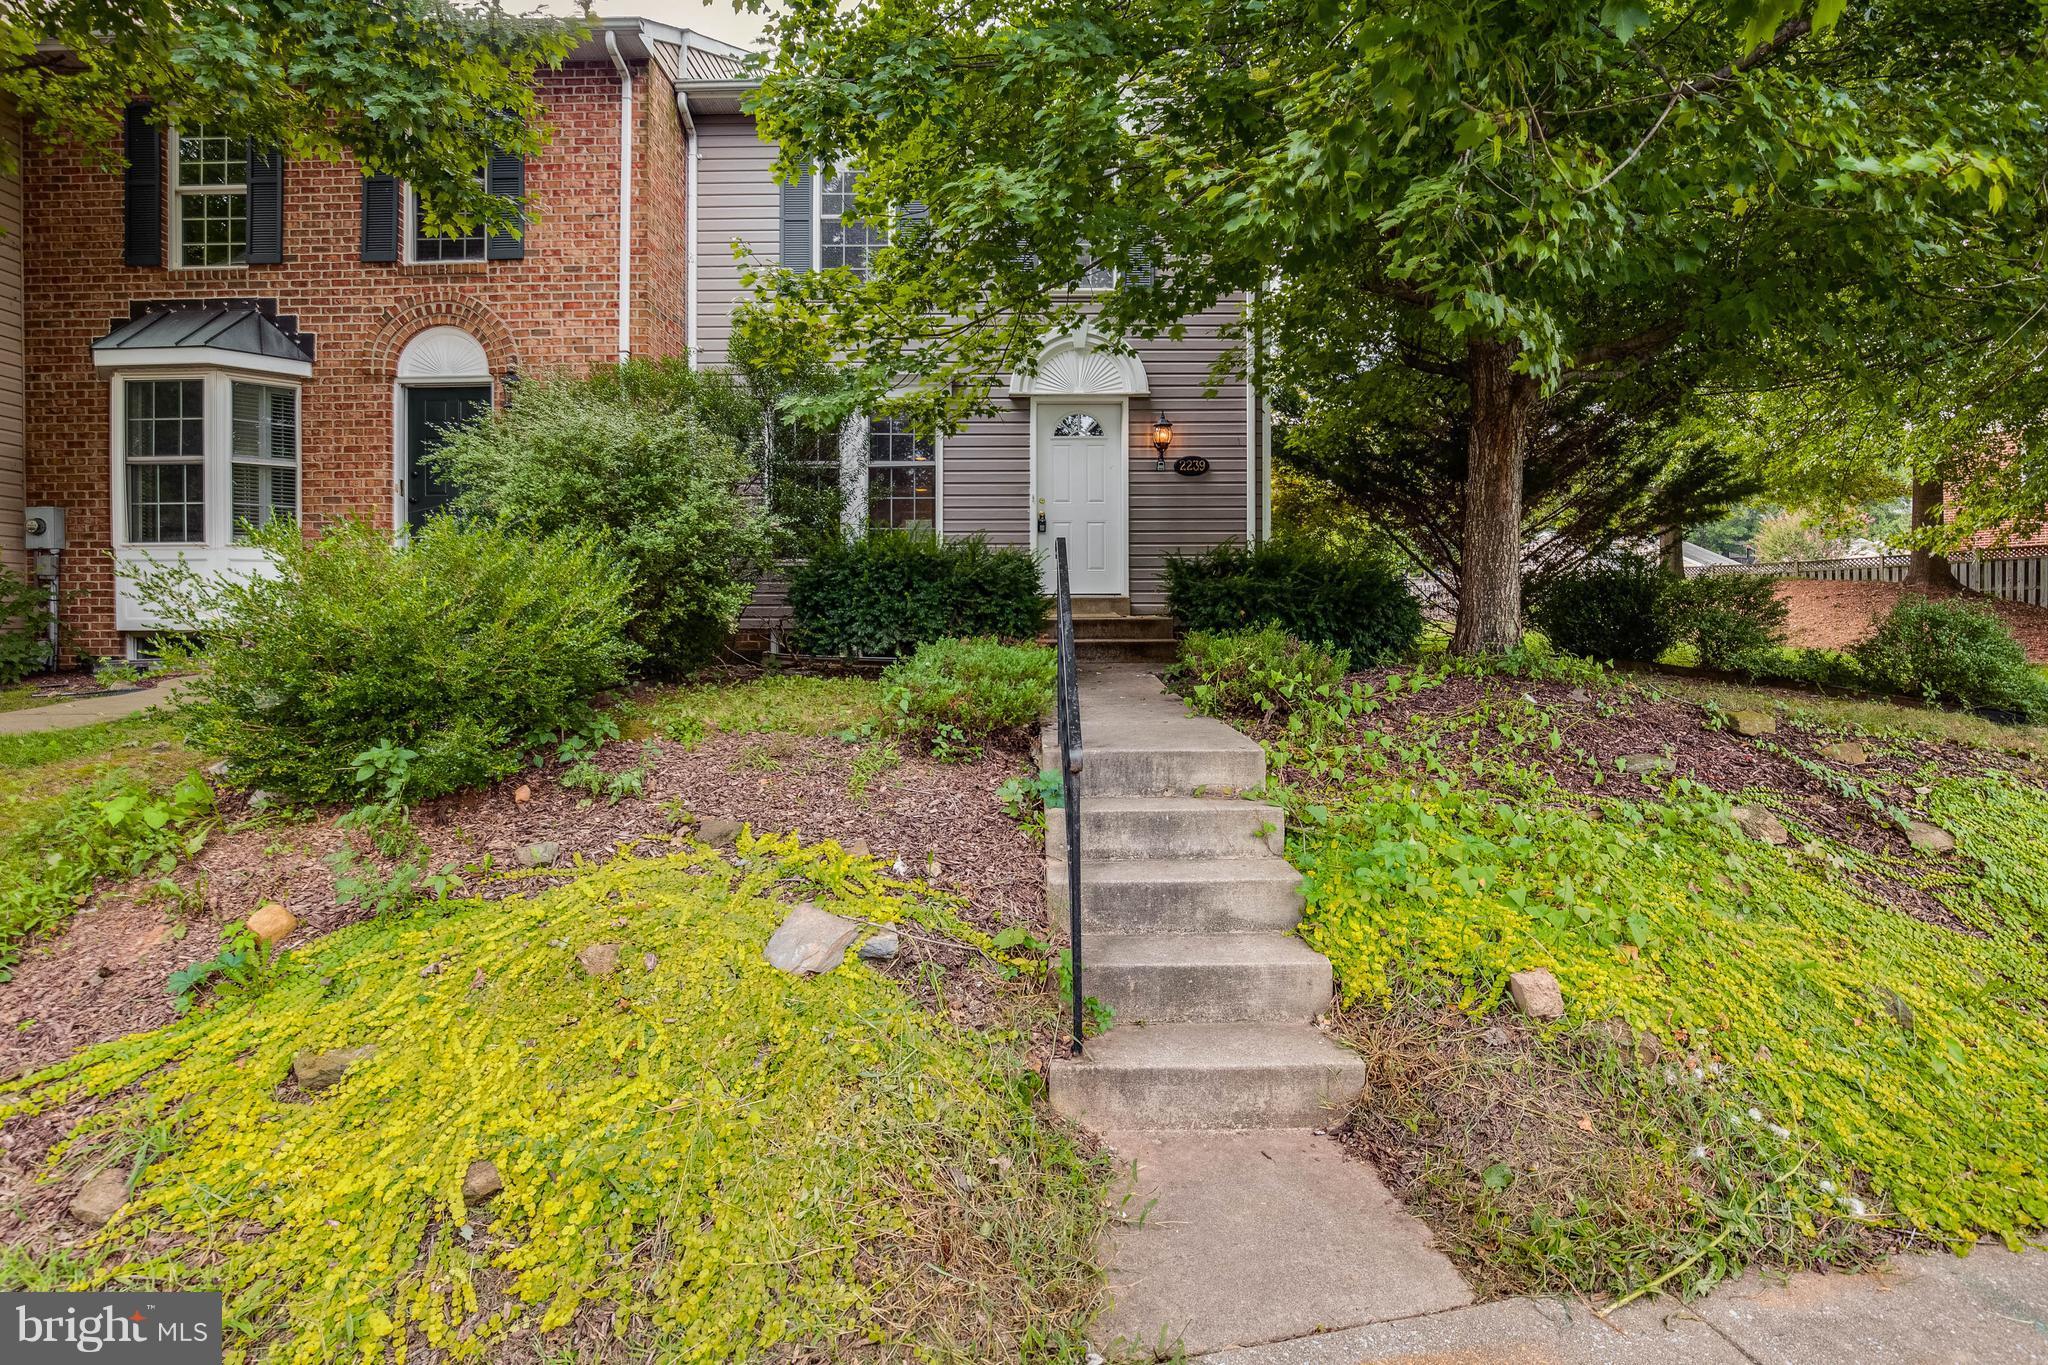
[{"xmin": 405, "ymin": 385, "xmax": 491, "ymax": 529}]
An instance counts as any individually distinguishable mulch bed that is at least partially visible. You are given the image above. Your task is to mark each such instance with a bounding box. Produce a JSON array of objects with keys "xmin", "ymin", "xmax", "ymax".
[
  {"xmin": 1774, "ymin": 578, "xmax": 2048, "ymax": 662},
  {"xmin": 0, "ymin": 731, "xmax": 1049, "ymax": 1083}
]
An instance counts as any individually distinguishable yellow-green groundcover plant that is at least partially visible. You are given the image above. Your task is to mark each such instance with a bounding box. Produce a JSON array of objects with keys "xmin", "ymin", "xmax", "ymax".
[{"xmin": 1, "ymin": 836, "xmax": 1102, "ymax": 1361}]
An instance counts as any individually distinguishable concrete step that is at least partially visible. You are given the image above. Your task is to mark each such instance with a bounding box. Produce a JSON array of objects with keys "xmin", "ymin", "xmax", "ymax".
[
  {"xmin": 1073, "ymin": 638, "xmax": 1177, "ymax": 663},
  {"xmin": 1086, "ymin": 933, "xmax": 1335, "ymax": 1024},
  {"xmin": 1044, "ymin": 857, "xmax": 1306, "ymax": 933},
  {"xmin": 1049, "ymin": 1023, "xmax": 1365, "ymax": 1130},
  {"xmin": 1039, "ymin": 722, "xmax": 1264, "ymax": 797},
  {"xmin": 1071, "ymin": 615, "xmax": 1177, "ymax": 643},
  {"xmin": 1052, "ymin": 795, "xmax": 1285, "ymax": 860}
]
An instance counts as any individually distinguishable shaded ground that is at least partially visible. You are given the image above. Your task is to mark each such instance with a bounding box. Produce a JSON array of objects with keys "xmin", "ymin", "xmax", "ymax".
[
  {"xmin": 1774, "ymin": 577, "xmax": 2048, "ymax": 661},
  {"xmin": 0, "ymin": 712, "xmax": 1045, "ymax": 1080}
]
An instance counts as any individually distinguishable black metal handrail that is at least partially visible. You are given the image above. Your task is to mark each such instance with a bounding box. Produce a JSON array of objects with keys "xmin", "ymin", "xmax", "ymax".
[{"xmin": 1053, "ymin": 537, "xmax": 1085, "ymax": 1055}]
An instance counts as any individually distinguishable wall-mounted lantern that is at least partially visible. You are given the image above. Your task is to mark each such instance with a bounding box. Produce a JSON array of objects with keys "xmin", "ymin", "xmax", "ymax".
[{"xmin": 1150, "ymin": 413, "xmax": 1174, "ymax": 471}]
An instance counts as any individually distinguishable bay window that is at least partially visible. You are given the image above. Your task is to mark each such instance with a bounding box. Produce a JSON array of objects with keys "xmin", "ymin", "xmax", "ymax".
[{"xmin": 115, "ymin": 372, "xmax": 301, "ymax": 548}]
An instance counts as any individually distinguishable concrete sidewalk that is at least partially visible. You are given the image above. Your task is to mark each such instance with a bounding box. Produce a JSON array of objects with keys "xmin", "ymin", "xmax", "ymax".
[
  {"xmin": 0, "ymin": 683, "xmax": 179, "ymax": 735},
  {"xmin": 1194, "ymin": 1239, "xmax": 2048, "ymax": 1364}
]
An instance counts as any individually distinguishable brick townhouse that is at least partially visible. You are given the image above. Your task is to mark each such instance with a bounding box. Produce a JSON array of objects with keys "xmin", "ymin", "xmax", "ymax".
[{"xmin": 0, "ymin": 18, "xmax": 746, "ymax": 660}]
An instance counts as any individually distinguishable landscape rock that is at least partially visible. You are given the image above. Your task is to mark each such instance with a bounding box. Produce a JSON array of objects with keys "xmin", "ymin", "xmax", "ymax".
[
  {"xmin": 69, "ymin": 1167, "xmax": 129, "ymax": 1226},
  {"xmin": 205, "ymin": 759, "xmax": 232, "ymax": 778},
  {"xmin": 462, "ymin": 1159, "xmax": 503, "ymax": 1205},
  {"xmin": 1728, "ymin": 708, "xmax": 1776, "ymax": 736},
  {"xmin": 696, "ymin": 817, "xmax": 743, "ymax": 848},
  {"xmin": 1906, "ymin": 821, "xmax": 1956, "ymax": 854},
  {"xmin": 1508, "ymin": 968, "xmax": 1566, "ymax": 1021},
  {"xmin": 1480, "ymin": 1025, "xmax": 1512, "ymax": 1048},
  {"xmin": 246, "ymin": 789, "xmax": 277, "ymax": 812},
  {"xmin": 293, "ymin": 1044, "xmax": 377, "ymax": 1093},
  {"xmin": 1617, "ymin": 754, "xmax": 1670, "ymax": 776},
  {"xmin": 1730, "ymin": 804, "xmax": 1790, "ymax": 846},
  {"xmin": 246, "ymin": 902, "xmax": 298, "ymax": 948},
  {"xmin": 845, "ymin": 838, "xmax": 871, "ymax": 858},
  {"xmin": 858, "ymin": 932, "xmax": 900, "ymax": 962},
  {"xmin": 1818, "ymin": 740, "xmax": 1869, "ymax": 765},
  {"xmin": 576, "ymin": 943, "xmax": 621, "ymax": 978},
  {"xmin": 514, "ymin": 784, "xmax": 532, "ymax": 804},
  {"xmin": 514, "ymin": 841, "xmax": 561, "ymax": 868},
  {"xmin": 1567, "ymin": 688, "xmax": 1591, "ymax": 704},
  {"xmin": 764, "ymin": 904, "xmax": 861, "ymax": 976}
]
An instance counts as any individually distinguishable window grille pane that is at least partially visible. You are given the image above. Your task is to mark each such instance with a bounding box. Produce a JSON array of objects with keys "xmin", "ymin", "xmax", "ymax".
[
  {"xmin": 230, "ymin": 382, "xmax": 299, "ymax": 541},
  {"xmin": 867, "ymin": 416, "xmax": 934, "ymax": 465},
  {"xmin": 174, "ymin": 127, "xmax": 247, "ymax": 267},
  {"xmin": 175, "ymin": 131, "xmax": 242, "ymax": 188},
  {"xmin": 867, "ymin": 464, "xmax": 936, "ymax": 530},
  {"xmin": 819, "ymin": 170, "xmax": 886, "ymax": 276},
  {"xmin": 232, "ymin": 464, "xmax": 297, "ymax": 540},
  {"xmin": 125, "ymin": 379, "xmax": 203, "ymax": 460},
  {"xmin": 127, "ymin": 460, "xmax": 205, "ymax": 545}
]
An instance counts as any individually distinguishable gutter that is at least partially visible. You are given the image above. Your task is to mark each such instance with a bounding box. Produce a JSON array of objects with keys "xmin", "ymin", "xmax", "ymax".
[
  {"xmin": 605, "ymin": 31, "xmax": 634, "ymax": 364},
  {"xmin": 674, "ymin": 40, "xmax": 700, "ymax": 368}
]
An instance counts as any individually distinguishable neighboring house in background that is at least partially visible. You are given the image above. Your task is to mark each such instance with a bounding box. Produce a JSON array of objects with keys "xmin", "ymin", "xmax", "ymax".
[
  {"xmin": 17, "ymin": 18, "xmax": 1271, "ymax": 662},
  {"xmin": 17, "ymin": 18, "xmax": 720, "ymax": 660},
  {"xmin": 677, "ymin": 53, "xmax": 1273, "ymax": 636}
]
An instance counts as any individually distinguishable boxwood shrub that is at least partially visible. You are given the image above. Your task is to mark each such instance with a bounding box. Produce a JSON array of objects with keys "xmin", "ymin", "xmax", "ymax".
[
  {"xmin": 1164, "ymin": 539, "xmax": 1421, "ymax": 665},
  {"xmin": 131, "ymin": 518, "xmax": 640, "ymax": 804},
  {"xmin": 788, "ymin": 531, "xmax": 1045, "ymax": 658},
  {"xmin": 1851, "ymin": 596, "xmax": 2048, "ymax": 720}
]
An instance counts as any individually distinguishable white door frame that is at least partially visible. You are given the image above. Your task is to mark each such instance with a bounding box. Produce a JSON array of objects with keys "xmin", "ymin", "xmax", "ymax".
[{"xmin": 1028, "ymin": 395, "xmax": 1129, "ymax": 597}]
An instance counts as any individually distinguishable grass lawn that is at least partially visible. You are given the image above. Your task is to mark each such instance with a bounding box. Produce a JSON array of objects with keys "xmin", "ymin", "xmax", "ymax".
[
  {"xmin": 1205, "ymin": 655, "xmax": 2048, "ymax": 1302},
  {"xmin": 0, "ymin": 673, "xmax": 1104, "ymax": 1361}
]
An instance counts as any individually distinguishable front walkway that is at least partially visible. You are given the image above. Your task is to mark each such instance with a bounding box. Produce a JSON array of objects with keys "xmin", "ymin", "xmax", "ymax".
[
  {"xmin": 0, "ymin": 683, "xmax": 179, "ymax": 735},
  {"xmin": 1199, "ymin": 1241, "xmax": 2048, "ymax": 1363}
]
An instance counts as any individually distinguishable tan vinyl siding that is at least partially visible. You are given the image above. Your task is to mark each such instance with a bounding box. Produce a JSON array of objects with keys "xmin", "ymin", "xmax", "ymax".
[
  {"xmin": 0, "ymin": 99, "xmax": 23, "ymax": 572},
  {"xmin": 694, "ymin": 113, "xmax": 779, "ymax": 366}
]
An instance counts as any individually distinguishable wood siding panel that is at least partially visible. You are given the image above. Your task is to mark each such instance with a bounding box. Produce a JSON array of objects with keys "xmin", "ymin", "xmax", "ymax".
[
  {"xmin": 694, "ymin": 114, "xmax": 779, "ymax": 366},
  {"xmin": 0, "ymin": 100, "xmax": 23, "ymax": 572}
]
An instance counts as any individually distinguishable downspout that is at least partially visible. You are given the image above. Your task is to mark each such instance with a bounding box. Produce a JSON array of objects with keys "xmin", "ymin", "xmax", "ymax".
[
  {"xmin": 673, "ymin": 54, "xmax": 700, "ymax": 368},
  {"xmin": 605, "ymin": 31, "xmax": 634, "ymax": 365}
]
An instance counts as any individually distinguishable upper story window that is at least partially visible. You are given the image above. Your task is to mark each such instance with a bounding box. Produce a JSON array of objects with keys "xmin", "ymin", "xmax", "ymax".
[
  {"xmin": 408, "ymin": 174, "xmax": 490, "ymax": 263},
  {"xmin": 819, "ymin": 169, "xmax": 887, "ymax": 276},
  {"xmin": 171, "ymin": 128, "xmax": 247, "ymax": 268}
]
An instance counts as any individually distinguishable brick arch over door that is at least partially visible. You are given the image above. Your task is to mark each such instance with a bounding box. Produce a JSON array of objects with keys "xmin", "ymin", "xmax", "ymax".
[{"xmin": 367, "ymin": 295, "xmax": 517, "ymax": 381}]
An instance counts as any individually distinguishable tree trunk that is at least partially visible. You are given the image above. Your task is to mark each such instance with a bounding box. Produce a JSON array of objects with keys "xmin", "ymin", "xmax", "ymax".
[
  {"xmin": 1658, "ymin": 526, "xmax": 1685, "ymax": 576},
  {"xmin": 1903, "ymin": 475, "xmax": 1959, "ymax": 590},
  {"xmin": 1451, "ymin": 339, "xmax": 1537, "ymax": 655}
]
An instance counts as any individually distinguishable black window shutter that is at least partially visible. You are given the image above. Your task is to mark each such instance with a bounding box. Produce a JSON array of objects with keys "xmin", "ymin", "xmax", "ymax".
[
  {"xmin": 485, "ymin": 151, "xmax": 525, "ymax": 260},
  {"xmin": 360, "ymin": 174, "xmax": 400, "ymax": 262},
  {"xmin": 898, "ymin": 201, "xmax": 929, "ymax": 238},
  {"xmin": 122, "ymin": 103, "xmax": 162, "ymax": 268},
  {"xmin": 779, "ymin": 170, "xmax": 814, "ymax": 271},
  {"xmin": 245, "ymin": 145, "xmax": 284, "ymax": 264}
]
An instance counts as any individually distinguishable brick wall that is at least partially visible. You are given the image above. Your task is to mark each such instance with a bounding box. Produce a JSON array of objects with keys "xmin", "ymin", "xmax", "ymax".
[{"xmin": 23, "ymin": 62, "xmax": 672, "ymax": 657}]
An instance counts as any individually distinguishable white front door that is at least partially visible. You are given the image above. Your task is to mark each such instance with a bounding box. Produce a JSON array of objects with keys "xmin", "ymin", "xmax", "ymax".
[{"xmin": 1036, "ymin": 402, "xmax": 1126, "ymax": 596}]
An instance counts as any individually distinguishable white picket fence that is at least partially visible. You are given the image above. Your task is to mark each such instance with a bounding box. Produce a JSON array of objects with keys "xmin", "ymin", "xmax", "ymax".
[{"xmin": 1691, "ymin": 550, "xmax": 2048, "ymax": 609}]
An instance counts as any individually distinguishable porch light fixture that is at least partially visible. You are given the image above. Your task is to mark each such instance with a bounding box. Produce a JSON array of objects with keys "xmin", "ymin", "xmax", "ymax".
[{"xmin": 1150, "ymin": 413, "xmax": 1174, "ymax": 470}]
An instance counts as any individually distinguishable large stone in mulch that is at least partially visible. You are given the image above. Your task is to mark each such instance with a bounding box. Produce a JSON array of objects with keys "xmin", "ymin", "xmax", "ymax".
[
  {"xmin": 1508, "ymin": 969, "xmax": 1565, "ymax": 1021},
  {"xmin": 1618, "ymin": 754, "xmax": 1671, "ymax": 776},
  {"xmin": 1730, "ymin": 804, "xmax": 1790, "ymax": 846},
  {"xmin": 696, "ymin": 817, "xmax": 743, "ymax": 848},
  {"xmin": 1728, "ymin": 709, "xmax": 1777, "ymax": 737},
  {"xmin": 514, "ymin": 841, "xmax": 561, "ymax": 869},
  {"xmin": 1819, "ymin": 740, "xmax": 1869, "ymax": 766},
  {"xmin": 68, "ymin": 1166, "xmax": 129, "ymax": 1226},
  {"xmin": 294, "ymin": 1044, "xmax": 377, "ymax": 1093},
  {"xmin": 1906, "ymin": 821, "xmax": 1957, "ymax": 854},
  {"xmin": 576, "ymin": 943, "xmax": 621, "ymax": 978},
  {"xmin": 246, "ymin": 902, "xmax": 298, "ymax": 948},
  {"xmin": 858, "ymin": 932, "xmax": 900, "ymax": 962},
  {"xmin": 463, "ymin": 1159, "xmax": 503, "ymax": 1206},
  {"xmin": 764, "ymin": 903, "xmax": 860, "ymax": 976}
]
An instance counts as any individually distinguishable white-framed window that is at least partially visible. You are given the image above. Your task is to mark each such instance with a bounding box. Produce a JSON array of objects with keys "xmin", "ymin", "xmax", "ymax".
[
  {"xmin": 818, "ymin": 168, "xmax": 887, "ymax": 276},
  {"xmin": 114, "ymin": 371, "xmax": 301, "ymax": 548},
  {"xmin": 406, "ymin": 175, "xmax": 489, "ymax": 264},
  {"xmin": 169, "ymin": 128, "xmax": 247, "ymax": 269},
  {"xmin": 866, "ymin": 417, "xmax": 937, "ymax": 529}
]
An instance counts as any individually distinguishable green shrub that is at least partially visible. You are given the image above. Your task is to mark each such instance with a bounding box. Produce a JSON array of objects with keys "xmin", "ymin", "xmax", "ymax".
[
  {"xmin": 1164, "ymin": 539, "xmax": 1421, "ymax": 665},
  {"xmin": 132, "ymin": 518, "xmax": 639, "ymax": 804},
  {"xmin": 1530, "ymin": 555, "xmax": 1674, "ymax": 662},
  {"xmin": 0, "ymin": 564, "xmax": 53, "ymax": 685},
  {"xmin": 430, "ymin": 359, "xmax": 775, "ymax": 674},
  {"xmin": 1167, "ymin": 626, "xmax": 1350, "ymax": 719},
  {"xmin": 1851, "ymin": 596, "xmax": 2048, "ymax": 719},
  {"xmin": 789, "ymin": 530, "xmax": 1045, "ymax": 657},
  {"xmin": 880, "ymin": 638, "xmax": 1055, "ymax": 755},
  {"xmin": 1664, "ymin": 574, "xmax": 1789, "ymax": 672}
]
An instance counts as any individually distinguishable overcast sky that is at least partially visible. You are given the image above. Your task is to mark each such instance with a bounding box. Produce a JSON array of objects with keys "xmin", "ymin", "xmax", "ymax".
[{"xmin": 536, "ymin": 0, "xmax": 777, "ymax": 50}]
